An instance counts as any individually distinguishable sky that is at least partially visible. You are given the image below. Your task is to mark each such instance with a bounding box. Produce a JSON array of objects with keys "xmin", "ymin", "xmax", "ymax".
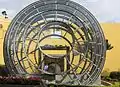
[{"xmin": 0, "ymin": 0, "xmax": 120, "ymax": 22}]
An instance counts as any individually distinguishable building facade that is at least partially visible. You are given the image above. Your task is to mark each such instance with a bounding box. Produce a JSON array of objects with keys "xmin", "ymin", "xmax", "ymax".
[{"xmin": 0, "ymin": 16, "xmax": 120, "ymax": 72}]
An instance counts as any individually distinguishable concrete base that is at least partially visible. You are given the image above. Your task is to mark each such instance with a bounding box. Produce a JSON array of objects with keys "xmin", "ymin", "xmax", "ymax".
[
  {"xmin": 92, "ymin": 76, "xmax": 101, "ymax": 86},
  {"xmin": 46, "ymin": 75, "xmax": 102, "ymax": 86}
]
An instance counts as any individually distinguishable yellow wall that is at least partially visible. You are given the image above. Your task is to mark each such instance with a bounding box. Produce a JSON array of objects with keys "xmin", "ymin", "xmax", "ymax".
[
  {"xmin": 0, "ymin": 16, "xmax": 10, "ymax": 65},
  {"xmin": 101, "ymin": 23, "xmax": 120, "ymax": 71},
  {"xmin": 0, "ymin": 16, "xmax": 120, "ymax": 71}
]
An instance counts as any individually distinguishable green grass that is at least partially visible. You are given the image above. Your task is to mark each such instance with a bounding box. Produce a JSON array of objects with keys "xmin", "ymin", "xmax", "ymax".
[{"xmin": 103, "ymin": 82, "xmax": 120, "ymax": 87}]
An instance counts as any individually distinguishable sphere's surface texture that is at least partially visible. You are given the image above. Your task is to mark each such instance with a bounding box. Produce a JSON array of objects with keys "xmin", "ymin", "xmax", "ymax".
[{"xmin": 4, "ymin": 0, "xmax": 106, "ymax": 85}]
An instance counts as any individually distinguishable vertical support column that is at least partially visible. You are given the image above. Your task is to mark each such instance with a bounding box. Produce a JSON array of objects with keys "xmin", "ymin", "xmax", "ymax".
[{"xmin": 66, "ymin": 47, "xmax": 70, "ymax": 73}]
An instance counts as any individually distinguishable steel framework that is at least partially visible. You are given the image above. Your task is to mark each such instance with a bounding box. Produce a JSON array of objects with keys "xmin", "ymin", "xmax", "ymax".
[{"xmin": 3, "ymin": 0, "xmax": 106, "ymax": 86}]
